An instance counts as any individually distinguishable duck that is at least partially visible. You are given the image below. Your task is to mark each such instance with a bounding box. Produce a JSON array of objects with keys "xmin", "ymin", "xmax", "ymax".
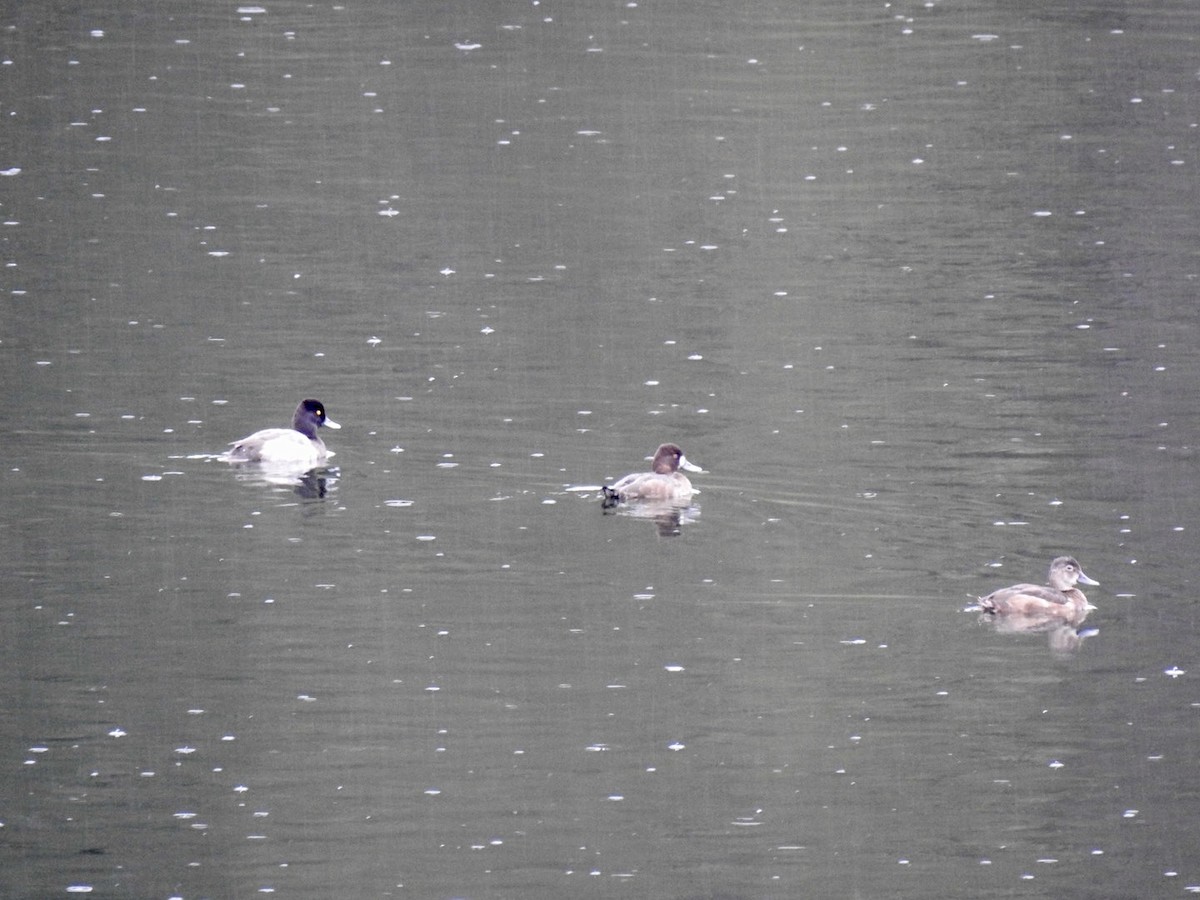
[
  {"xmin": 601, "ymin": 443, "xmax": 702, "ymax": 509},
  {"xmin": 978, "ymin": 556, "xmax": 1099, "ymax": 622},
  {"xmin": 223, "ymin": 399, "xmax": 340, "ymax": 467}
]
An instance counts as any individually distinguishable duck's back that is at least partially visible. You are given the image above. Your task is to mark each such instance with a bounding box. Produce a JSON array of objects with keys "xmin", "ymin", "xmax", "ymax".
[
  {"xmin": 980, "ymin": 583, "xmax": 1076, "ymax": 616},
  {"xmin": 228, "ymin": 428, "xmax": 326, "ymax": 465},
  {"xmin": 610, "ymin": 471, "xmax": 691, "ymax": 502}
]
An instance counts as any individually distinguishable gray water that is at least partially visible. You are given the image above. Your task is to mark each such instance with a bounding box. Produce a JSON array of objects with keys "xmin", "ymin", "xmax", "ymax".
[{"xmin": 3, "ymin": 1, "xmax": 1199, "ymax": 898}]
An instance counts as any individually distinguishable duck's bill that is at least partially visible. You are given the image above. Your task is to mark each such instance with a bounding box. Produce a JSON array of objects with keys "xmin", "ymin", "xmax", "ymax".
[
  {"xmin": 679, "ymin": 456, "xmax": 704, "ymax": 473},
  {"xmin": 1077, "ymin": 571, "xmax": 1099, "ymax": 586},
  {"xmin": 323, "ymin": 418, "xmax": 342, "ymax": 429}
]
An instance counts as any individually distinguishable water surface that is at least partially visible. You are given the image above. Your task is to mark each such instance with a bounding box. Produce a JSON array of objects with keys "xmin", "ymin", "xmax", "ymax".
[{"xmin": 3, "ymin": 1, "xmax": 1199, "ymax": 897}]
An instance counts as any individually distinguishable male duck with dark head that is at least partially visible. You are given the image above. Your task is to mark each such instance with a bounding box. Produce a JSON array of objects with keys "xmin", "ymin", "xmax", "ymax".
[
  {"xmin": 979, "ymin": 556, "xmax": 1099, "ymax": 622},
  {"xmin": 223, "ymin": 399, "xmax": 341, "ymax": 467},
  {"xmin": 601, "ymin": 443, "xmax": 702, "ymax": 509}
]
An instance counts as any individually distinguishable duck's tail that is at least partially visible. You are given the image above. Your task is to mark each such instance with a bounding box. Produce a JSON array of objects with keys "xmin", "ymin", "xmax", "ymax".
[{"xmin": 601, "ymin": 486, "xmax": 622, "ymax": 509}]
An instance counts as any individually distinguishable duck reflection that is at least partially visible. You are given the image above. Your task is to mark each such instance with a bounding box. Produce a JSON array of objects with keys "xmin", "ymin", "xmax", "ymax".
[
  {"xmin": 602, "ymin": 497, "xmax": 700, "ymax": 537},
  {"xmin": 228, "ymin": 461, "xmax": 339, "ymax": 500},
  {"xmin": 982, "ymin": 608, "xmax": 1099, "ymax": 657}
]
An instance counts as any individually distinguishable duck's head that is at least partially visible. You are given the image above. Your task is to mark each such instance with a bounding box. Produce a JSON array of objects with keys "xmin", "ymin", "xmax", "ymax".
[
  {"xmin": 651, "ymin": 443, "xmax": 703, "ymax": 475},
  {"xmin": 1047, "ymin": 556, "xmax": 1098, "ymax": 591},
  {"xmin": 294, "ymin": 399, "xmax": 341, "ymax": 438}
]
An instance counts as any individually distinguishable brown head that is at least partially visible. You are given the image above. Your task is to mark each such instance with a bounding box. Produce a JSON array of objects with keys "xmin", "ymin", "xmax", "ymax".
[
  {"xmin": 650, "ymin": 443, "xmax": 703, "ymax": 475},
  {"xmin": 1046, "ymin": 556, "xmax": 1098, "ymax": 592}
]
